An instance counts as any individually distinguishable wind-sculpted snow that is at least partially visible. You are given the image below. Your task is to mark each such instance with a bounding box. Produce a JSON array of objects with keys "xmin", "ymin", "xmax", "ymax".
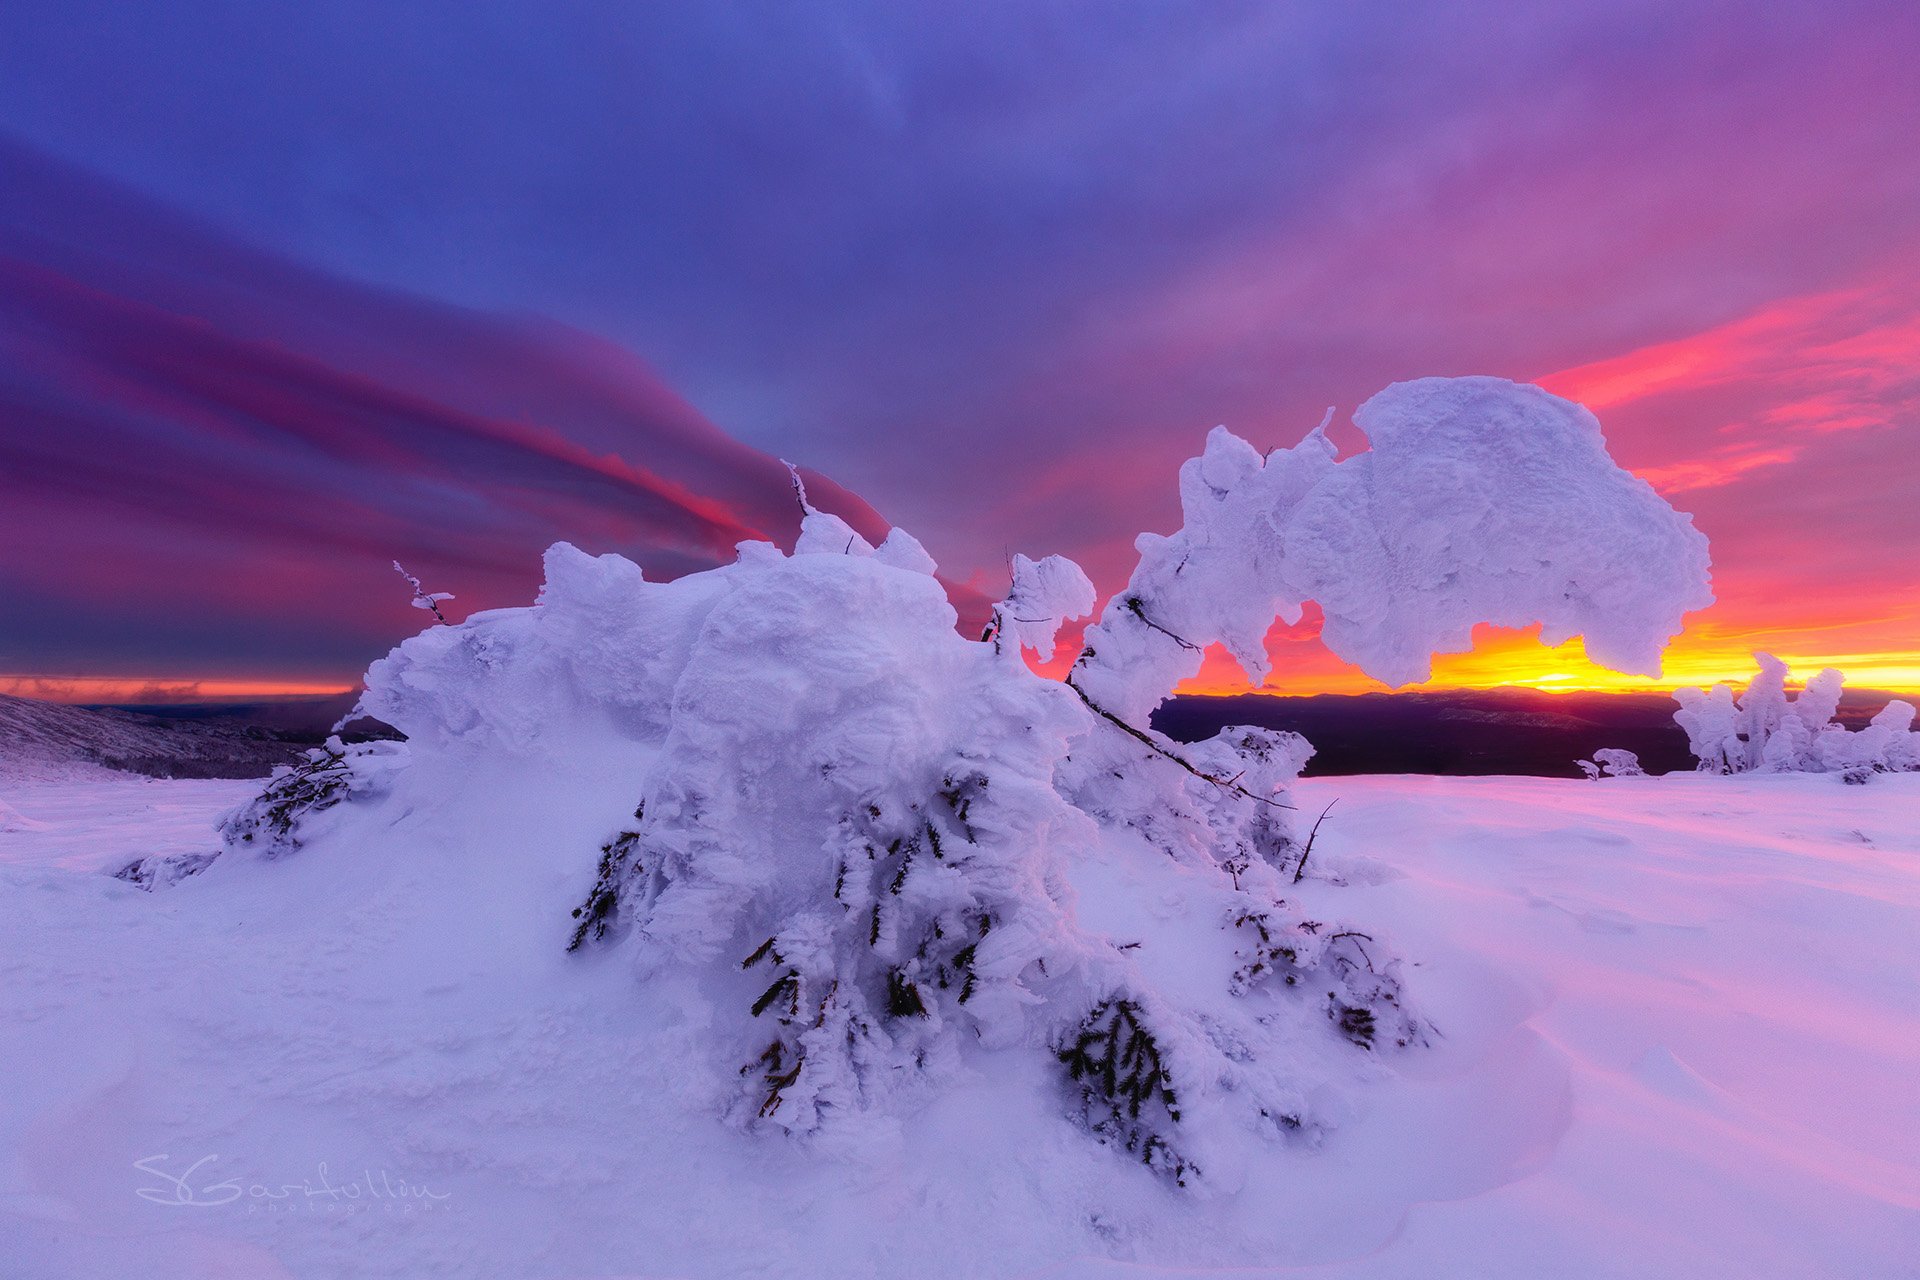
[
  {"xmin": 991, "ymin": 553, "xmax": 1099, "ymax": 661},
  {"xmin": 1073, "ymin": 377, "xmax": 1714, "ymax": 722},
  {"xmin": 196, "ymin": 376, "xmax": 1708, "ymax": 1185}
]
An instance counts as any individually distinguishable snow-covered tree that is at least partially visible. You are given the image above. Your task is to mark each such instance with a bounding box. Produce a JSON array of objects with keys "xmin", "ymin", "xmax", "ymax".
[
  {"xmin": 199, "ymin": 375, "xmax": 1713, "ymax": 1185},
  {"xmin": 392, "ymin": 560, "xmax": 455, "ymax": 624},
  {"xmin": 1676, "ymin": 653, "xmax": 1919, "ymax": 779},
  {"xmin": 1577, "ymin": 748, "xmax": 1645, "ymax": 779}
]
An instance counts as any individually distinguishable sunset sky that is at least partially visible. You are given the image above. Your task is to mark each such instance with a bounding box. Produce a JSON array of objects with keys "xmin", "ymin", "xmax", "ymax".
[{"xmin": 2, "ymin": 2, "xmax": 1916, "ymax": 702}]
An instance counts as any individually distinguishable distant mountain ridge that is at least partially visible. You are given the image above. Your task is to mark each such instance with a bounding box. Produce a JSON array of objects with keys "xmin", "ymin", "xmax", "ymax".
[
  {"xmin": 4, "ymin": 687, "xmax": 1908, "ymax": 781},
  {"xmin": 1154, "ymin": 686, "xmax": 1909, "ymax": 777},
  {"xmin": 0, "ymin": 693, "xmax": 314, "ymax": 779}
]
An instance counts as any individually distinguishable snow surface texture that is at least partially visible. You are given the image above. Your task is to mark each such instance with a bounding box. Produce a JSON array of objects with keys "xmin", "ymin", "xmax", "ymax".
[
  {"xmin": 1675, "ymin": 653, "xmax": 1920, "ymax": 780},
  {"xmin": 1072, "ymin": 377, "xmax": 1714, "ymax": 723},
  {"xmin": 2, "ymin": 772, "xmax": 1915, "ymax": 1278}
]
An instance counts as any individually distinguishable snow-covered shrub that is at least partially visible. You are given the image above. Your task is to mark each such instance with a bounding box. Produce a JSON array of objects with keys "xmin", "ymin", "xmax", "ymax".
[
  {"xmin": 108, "ymin": 737, "xmax": 408, "ymax": 886},
  {"xmin": 113, "ymin": 848, "xmax": 220, "ymax": 891},
  {"xmin": 218, "ymin": 738, "xmax": 408, "ymax": 859},
  {"xmin": 178, "ymin": 376, "xmax": 1712, "ymax": 1186},
  {"xmin": 1577, "ymin": 748, "xmax": 1645, "ymax": 779},
  {"xmin": 1674, "ymin": 653, "xmax": 1919, "ymax": 778}
]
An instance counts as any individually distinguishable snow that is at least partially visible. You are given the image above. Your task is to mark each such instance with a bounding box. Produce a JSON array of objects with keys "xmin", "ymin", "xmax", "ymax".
[
  {"xmin": 1074, "ymin": 378, "xmax": 1713, "ymax": 722},
  {"xmin": 2, "ymin": 769, "xmax": 1914, "ymax": 1278},
  {"xmin": 1676, "ymin": 653, "xmax": 1920, "ymax": 776},
  {"xmin": 994, "ymin": 553, "xmax": 1099, "ymax": 661},
  {"xmin": 330, "ymin": 535, "xmax": 1425, "ymax": 1185},
  {"xmin": 0, "ymin": 377, "xmax": 1894, "ymax": 1278}
]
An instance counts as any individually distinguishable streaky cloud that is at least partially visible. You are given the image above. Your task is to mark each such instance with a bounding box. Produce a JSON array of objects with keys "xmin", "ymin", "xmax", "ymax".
[{"xmin": 0, "ymin": 137, "xmax": 974, "ymax": 680}]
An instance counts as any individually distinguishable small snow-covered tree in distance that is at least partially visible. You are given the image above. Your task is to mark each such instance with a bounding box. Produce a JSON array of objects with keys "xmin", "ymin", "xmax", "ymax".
[{"xmin": 1577, "ymin": 748, "xmax": 1645, "ymax": 778}]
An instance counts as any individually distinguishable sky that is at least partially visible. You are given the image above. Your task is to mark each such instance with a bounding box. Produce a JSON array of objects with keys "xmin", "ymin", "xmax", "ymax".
[{"xmin": 1, "ymin": 0, "xmax": 1916, "ymax": 701}]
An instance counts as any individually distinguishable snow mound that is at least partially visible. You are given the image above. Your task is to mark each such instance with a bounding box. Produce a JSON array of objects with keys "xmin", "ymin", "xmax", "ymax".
[
  {"xmin": 1577, "ymin": 747, "xmax": 1646, "ymax": 779},
  {"xmin": 0, "ymin": 796, "xmax": 51, "ymax": 832},
  {"xmin": 195, "ymin": 376, "xmax": 1708, "ymax": 1186},
  {"xmin": 334, "ymin": 532, "xmax": 1414, "ymax": 1184}
]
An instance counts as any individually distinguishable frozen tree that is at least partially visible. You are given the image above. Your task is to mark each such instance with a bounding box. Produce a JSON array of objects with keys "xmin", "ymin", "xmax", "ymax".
[
  {"xmin": 392, "ymin": 560, "xmax": 455, "ymax": 624},
  {"xmin": 186, "ymin": 376, "xmax": 1714, "ymax": 1186},
  {"xmin": 1576, "ymin": 748, "xmax": 1645, "ymax": 779},
  {"xmin": 1675, "ymin": 653, "xmax": 1919, "ymax": 778},
  {"xmin": 1069, "ymin": 377, "xmax": 1714, "ymax": 725}
]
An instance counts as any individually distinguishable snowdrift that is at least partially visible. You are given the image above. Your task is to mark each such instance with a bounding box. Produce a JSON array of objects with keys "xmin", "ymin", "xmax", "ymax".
[{"xmin": 6, "ymin": 769, "xmax": 1915, "ymax": 1278}]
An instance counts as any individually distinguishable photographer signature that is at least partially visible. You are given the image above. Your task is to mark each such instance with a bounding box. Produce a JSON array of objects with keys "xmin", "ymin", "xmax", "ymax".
[{"xmin": 134, "ymin": 1154, "xmax": 451, "ymax": 1207}]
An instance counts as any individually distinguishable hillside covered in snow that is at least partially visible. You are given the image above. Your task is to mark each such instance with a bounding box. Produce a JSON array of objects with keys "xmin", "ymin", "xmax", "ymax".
[{"xmin": 0, "ymin": 693, "xmax": 314, "ymax": 781}]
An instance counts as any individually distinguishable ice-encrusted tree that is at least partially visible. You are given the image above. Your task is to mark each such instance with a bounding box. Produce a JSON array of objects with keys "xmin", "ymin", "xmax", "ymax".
[
  {"xmin": 1676, "ymin": 652, "xmax": 1919, "ymax": 780},
  {"xmin": 202, "ymin": 375, "xmax": 1713, "ymax": 1185},
  {"xmin": 1576, "ymin": 748, "xmax": 1645, "ymax": 779}
]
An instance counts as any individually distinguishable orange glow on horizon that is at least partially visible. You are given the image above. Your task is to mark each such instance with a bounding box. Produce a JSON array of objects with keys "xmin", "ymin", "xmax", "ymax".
[
  {"xmin": 1170, "ymin": 621, "xmax": 1920, "ymax": 698},
  {"xmin": 0, "ymin": 675, "xmax": 358, "ymax": 704}
]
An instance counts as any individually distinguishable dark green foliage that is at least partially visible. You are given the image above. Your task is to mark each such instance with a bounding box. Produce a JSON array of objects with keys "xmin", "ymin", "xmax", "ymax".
[
  {"xmin": 225, "ymin": 743, "xmax": 354, "ymax": 858},
  {"xmin": 729, "ymin": 780, "xmax": 1010, "ymax": 1119},
  {"xmin": 744, "ymin": 1040, "xmax": 804, "ymax": 1119},
  {"xmin": 741, "ymin": 935, "xmax": 779, "ymax": 969},
  {"xmin": 1233, "ymin": 913, "xmax": 1419, "ymax": 1050},
  {"xmin": 889, "ymin": 835, "xmax": 917, "ymax": 894},
  {"xmin": 751, "ymin": 970, "xmax": 800, "ymax": 1018},
  {"xmin": 1057, "ymin": 998, "xmax": 1193, "ymax": 1186},
  {"xmin": 1331, "ymin": 998, "xmax": 1376, "ymax": 1048},
  {"xmin": 1228, "ymin": 908, "xmax": 1302, "ymax": 993},
  {"xmin": 887, "ymin": 969, "xmax": 928, "ymax": 1017},
  {"xmin": 565, "ymin": 805, "xmax": 645, "ymax": 952},
  {"xmin": 936, "ymin": 771, "xmax": 988, "ymax": 839}
]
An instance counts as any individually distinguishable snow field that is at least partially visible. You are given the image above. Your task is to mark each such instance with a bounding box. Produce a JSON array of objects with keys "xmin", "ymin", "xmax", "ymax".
[{"xmin": 1, "ymin": 770, "xmax": 1913, "ymax": 1279}]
